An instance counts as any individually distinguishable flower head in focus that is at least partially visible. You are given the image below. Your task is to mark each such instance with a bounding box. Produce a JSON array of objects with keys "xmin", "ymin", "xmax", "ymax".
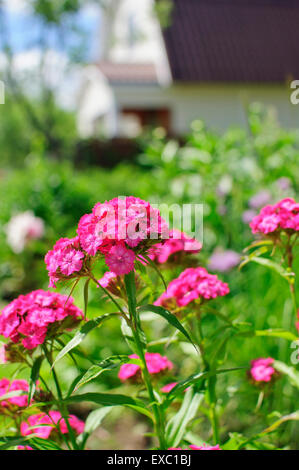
[
  {"xmin": 0, "ymin": 290, "xmax": 83, "ymax": 350},
  {"xmin": 46, "ymin": 196, "xmax": 169, "ymax": 286},
  {"xmin": 154, "ymin": 267, "xmax": 229, "ymax": 310},
  {"xmin": 45, "ymin": 237, "xmax": 85, "ymax": 288},
  {"xmin": 148, "ymin": 229, "xmax": 202, "ymax": 265},
  {"xmin": 118, "ymin": 353, "xmax": 173, "ymax": 381}
]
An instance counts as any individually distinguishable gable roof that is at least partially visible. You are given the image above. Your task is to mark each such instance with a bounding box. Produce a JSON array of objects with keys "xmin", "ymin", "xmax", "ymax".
[
  {"xmin": 162, "ymin": 0, "xmax": 299, "ymax": 83},
  {"xmin": 99, "ymin": 62, "xmax": 158, "ymax": 85}
]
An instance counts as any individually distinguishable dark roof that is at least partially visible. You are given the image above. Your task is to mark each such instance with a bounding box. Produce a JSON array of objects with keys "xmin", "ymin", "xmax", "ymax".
[
  {"xmin": 98, "ymin": 63, "xmax": 158, "ymax": 85},
  {"xmin": 162, "ymin": 0, "xmax": 299, "ymax": 82}
]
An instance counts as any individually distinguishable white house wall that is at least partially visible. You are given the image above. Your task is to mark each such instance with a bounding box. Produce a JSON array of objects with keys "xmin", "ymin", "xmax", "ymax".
[{"xmin": 112, "ymin": 83, "xmax": 299, "ymax": 133}]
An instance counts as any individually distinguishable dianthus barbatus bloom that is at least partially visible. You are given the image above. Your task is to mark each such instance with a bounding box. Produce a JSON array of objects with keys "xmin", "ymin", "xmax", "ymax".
[
  {"xmin": 77, "ymin": 196, "xmax": 168, "ymax": 275},
  {"xmin": 250, "ymin": 198, "xmax": 299, "ymax": 235},
  {"xmin": 0, "ymin": 378, "xmax": 30, "ymax": 409},
  {"xmin": 250, "ymin": 357, "xmax": 275, "ymax": 383},
  {"xmin": 148, "ymin": 229, "xmax": 202, "ymax": 264},
  {"xmin": 0, "ymin": 290, "xmax": 83, "ymax": 350},
  {"xmin": 45, "ymin": 236, "xmax": 85, "ymax": 288},
  {"xmin": 154, "ymin": 267, "xmax": 229, "ymax": 309},
  {"xmin": 118, "ymin": 353, "xmax": 173, "ymax": 381},
  {"xmin": 21, "ymin": 411, "xmax": 84, "ymax": 439}
]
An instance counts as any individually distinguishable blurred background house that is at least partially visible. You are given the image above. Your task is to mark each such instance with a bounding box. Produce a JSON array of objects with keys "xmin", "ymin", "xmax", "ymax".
[{"xmin": 77, "ymin": 0, "xmax": 299, "ymax": 138}]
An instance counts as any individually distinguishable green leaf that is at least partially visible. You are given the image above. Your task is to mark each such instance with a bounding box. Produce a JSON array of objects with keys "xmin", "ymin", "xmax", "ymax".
[
  {"xmin": 121, "ymin": 318, "xmax": 146, "ymax": 354},
  {"xmin": 262, "ymin": 411, "xmax": 299, "ymax": 434},
  {"xmin": 138, "ymin": 304, "xmax": 196, "ymax": 351},
  {"xmin": 165, "ymin": 367, "xmax": 244, "ymax": 403},
  {"xmin": 52, "ymin": 313, "xmax": 115, "ymax": 367},
  {"xmin": 240, "ymin": 256, "xmax": 294, "ymax": 281},
  {"xmin": 142, "ymin": 254, "xmax": 167, "ymax": 290},
  {"xmin": 255, "ymin": 329, "xmax": 298, "ymax": 342},
  {"xmin": 0, "ymin": 436, "xmax": 62, "ymax": 450},
  {"xmin": 64, "ymin": 392, "xmax": 153, "ymax": 420},
  {"xmin": 65, "ymin": 391, "xmax": 144, "ymax": 407},
  {"xmin": 28, "ymin": 355, "xmax": 44, "ymax": 405},
  {"xmin": 74, "ymin": 355, "xmax": 138, "ymax": 391},
  {"xmin": 0, "ymin": 436, "xmax": 31, "ymax": 450},
  {"xmin": 77, "ymin": 407, "xmax": 112, "ymax": 449},
  {"xmin": 274, "ymin": 360, "xmax": 299, "ymax": 389},
  {"xmin": 166, "ymin": 388, "xmax": 204, "ymax": 447}
]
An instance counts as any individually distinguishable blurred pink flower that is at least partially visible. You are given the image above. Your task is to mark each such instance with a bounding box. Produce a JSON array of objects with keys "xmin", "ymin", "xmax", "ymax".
[
  {"xmin": 250, "ymin": 198, "xmax": 299, "ymax": 235},
  {"xmin": 119, "ymin": 353, "xmax": 173, "ymax": 381},
  {"xmin": 21, "ymin": 411, "xmax": 84, "ymax": 439},
  {"xmin": 0, "ymin": 378, "xmax": 30, "ymax": 408},
  {"xmin": 208, "ymin": 250, "xmax": 240, "ymax": 272},
  {"xmin": 249, "ymin": 191, "xmax": 271, "ymax": 209},
  {"xmin": 250, "ymin": 357, "xmax": 275, "ymax": 383},
  {"xmin": 5, "ymin": 211, "xmax": 44, "ymax": 254}
]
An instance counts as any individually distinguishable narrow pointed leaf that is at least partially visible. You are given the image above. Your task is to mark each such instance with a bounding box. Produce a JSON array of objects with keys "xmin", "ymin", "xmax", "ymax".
[
  {"xmin": 28, "ymin": 355, "xmax": 44, "ymax": 405},
  {"xmin": 138, "ymin": 304, "xmax": 196, "ymax": 351},
  {"xmin": 52, "ymin": 314, "xmax": 115, "ymax": 367}
]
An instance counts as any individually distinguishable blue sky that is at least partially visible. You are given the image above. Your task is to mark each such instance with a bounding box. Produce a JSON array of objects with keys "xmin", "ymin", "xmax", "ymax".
[{"xmin": 1, "ymin": 2, "xmax": 101, "ymax": 62}]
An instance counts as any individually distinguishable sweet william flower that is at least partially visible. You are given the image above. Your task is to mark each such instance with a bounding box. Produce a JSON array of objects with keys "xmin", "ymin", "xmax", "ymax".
[
  {"xmin": 0, "ymin": 378, "xmax": 30, "ymax": 409},
  {"xmin": 161, "ymin": 382, "xmax": 178, "ymax": 393},
  {"xmin": 149, "ymin": 229, "xmax": 201, "ymax": 265},
  {"xmin": 250, "ymin": 198, "xmax": 299, "ymax": 235},
  {"xmin": 0, "ymin": 290, "xmax": 83, "ymax": 350},
  {"xmin": 154, "ymin": 267, "xmax": 229, "ymax": 310},
  {"xmin": 119, "ymin": 353, "xmax": 173, "ymax": 381},
  {"xmin": 21, "ymin": 411, "xmax": 84, "ymax": 439},
  {"xmin": 45, "ymin": 237, "xmax": 85, "ymax": 288},
  {"xmin": 250, "ymin": 357, "xmax": 275, "ymax": 383},
  {"xmin": 105, "ymin": 243, "xmax": 136, "ymax": 275}
]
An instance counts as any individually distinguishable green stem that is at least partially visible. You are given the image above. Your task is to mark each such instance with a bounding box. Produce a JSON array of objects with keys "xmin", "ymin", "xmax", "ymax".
[
  {"xmin": 124, "ymin": 272, "xmax": 166, "ymax": 449},
  {"xmin": 193, "ymin": 315, "xmax": 219, "ymax": 445},
  {"xmin": 43, "ymin": 345, "xmax": 78, "ymax": 450}
]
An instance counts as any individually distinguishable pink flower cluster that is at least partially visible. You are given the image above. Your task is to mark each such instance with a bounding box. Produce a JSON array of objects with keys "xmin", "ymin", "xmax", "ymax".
[
  {"xmin": 250, "ymin": 198, "xmax": 299, "ymax": 235},
  {"xmin": 154, "ymin": 267, "xmax": 229, "ymax": 309},
  {"xmin": 118, "ymin": 353, "xmax": 173, "ymax": 381},
  {"xmin": 21, "ymin": 411, "xmax": 84, "ymax": 439},
  {"xmin": 169, "ymin": 444, "xmax": 220, "ymax": 450},
  {"xmin": 250, "ymin": 358, "xmax": 275, "ymax": 383},
  {"xmin": 0, "ymin": 378, "xmax": 29, "ymax": 408},
  {"xmin": 149, "ymin": 229, "xmax": 202, "ymax": 264},
  {"xmin": 45, "ymin": 237, "xmax": 85, "ymax": 288},
  {"xmin": 0, "ymin": 290, "xmax": 83, "ymax": 350},
  {"xmin": 46, "ymin": 197, "xmax": 168, "ymax": 284}
]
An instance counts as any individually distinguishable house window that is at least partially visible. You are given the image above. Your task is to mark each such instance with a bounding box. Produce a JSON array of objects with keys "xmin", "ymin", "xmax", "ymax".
[{"xmin": 120, "ymin": 108, "xmax": 171, "ymax": 136}]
